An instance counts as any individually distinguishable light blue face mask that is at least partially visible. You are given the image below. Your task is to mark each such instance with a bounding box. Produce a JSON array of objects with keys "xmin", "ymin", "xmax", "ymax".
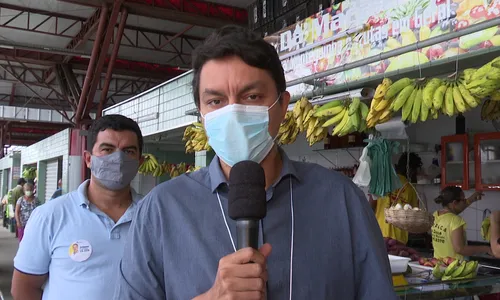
[{"xmin": 203, "ymin": 97, "xmax": 280, "ymax": 167}]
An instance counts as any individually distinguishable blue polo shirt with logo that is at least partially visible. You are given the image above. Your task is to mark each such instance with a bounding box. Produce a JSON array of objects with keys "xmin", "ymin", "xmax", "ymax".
[{"xmin": 13, "ymin": 180, "xmax": 142, "ymax": 300}]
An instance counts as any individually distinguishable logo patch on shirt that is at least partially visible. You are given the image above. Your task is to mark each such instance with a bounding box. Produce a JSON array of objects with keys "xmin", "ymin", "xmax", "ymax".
[{"xmin": 68, "ymin": 240, "xmax": 92, "ymax": 262}]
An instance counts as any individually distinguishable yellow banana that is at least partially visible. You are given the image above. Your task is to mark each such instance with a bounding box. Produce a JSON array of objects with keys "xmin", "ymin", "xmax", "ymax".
[
  {"xmin": 432, "ymin": 84, "xmax": 447, "ymax": 110},
  {"xmin": 374, "ymin": 99, "xmax": 391, "ymax": 112},
  {"xmin": 423, "ymin": 78, "xmax": 443, "ymax": 108},
  {"xmin": 452, "ymin": 85, "xmax": 467, "ymax": 113},
  {"xmin": 444, "ymin": 85, "xmax": 455, "ymax": 117},
  {"xmin": 458, "ymin": 83, "xmax": 479, "ymax": 108},
  {"xmin": 374, "ymin": 78, "xmax": 393, "ymax": 99}
]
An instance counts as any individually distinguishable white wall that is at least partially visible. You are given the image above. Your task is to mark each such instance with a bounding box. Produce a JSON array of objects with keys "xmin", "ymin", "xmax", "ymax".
[
  {"xmin": 21, "ymin": 129, "xmax": 70, "ymax": 201},
  {"xmin": 282, "ymin": 108, "xmax": 500, "ymax": 242}
]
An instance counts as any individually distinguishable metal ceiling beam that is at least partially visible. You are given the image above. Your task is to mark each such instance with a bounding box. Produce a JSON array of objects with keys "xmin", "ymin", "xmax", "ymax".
[
  {"xmin": 45, "ymin": 7, "xmax": 103, "ymax": 83},
  {"xmin": 0, "ymin": 64, "xmax": 160, "ymax": 94},
  {"xmin": 0, "ymin": 60, "xmax": 73, "ymax": 124},
  {"xmin": 0, "ymin": 3, "xmax": 203, "ymax": 60},
  {"xmin": 96, "ymin": 7, "xmax": 128, "ymax": 118},
  {"xmin": 77, "ymin": 0, "xmax": 123, "ymax": 125},
  {"xmin": 58, "ymin": 0, "xmax": 246, "ymax": 28},
  {"xmin": 0, "ymin": 94, "xmax": 74, "ymax": 110},
  {"xmin": 0, "ymin": 47, "xmax": 184, "ymax": 80}
]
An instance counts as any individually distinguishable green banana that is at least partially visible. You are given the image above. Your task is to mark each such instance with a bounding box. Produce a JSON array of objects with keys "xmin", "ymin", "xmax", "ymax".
[
  {"xmin": 393, "ymin": 84, "xmax": 415, "ymax": 112},
  {"xmin": 348, "ymin": 98, "xmax": 361, "ymax": 116},
  {"xmin": 359, "ymin": 102, "xmax": 369, "ymax": 120},
  {"xmin": 402, "ymin": 89, "xmax": 417, "ymax": 121},
  {"xmin": 411, "ymin": 88, "xmax": 422, "ymax": 123},
  {"xmin": 322, "ymin": 108, "xmax": 347, "ymax": 127},
  {"xmin": 331, "ymin": 110, "xmax": 350, "ymax": 135},
  {"xmin": 385, "ymin": 77, "xmax": 413, "ymax": 100},
  {"xmin": 314, "ymin": 100, "xmax": 343, "ymax": 114},
  {"xmin": 313, "ymin": 105, "xmax": 345, "ymax": 118}
]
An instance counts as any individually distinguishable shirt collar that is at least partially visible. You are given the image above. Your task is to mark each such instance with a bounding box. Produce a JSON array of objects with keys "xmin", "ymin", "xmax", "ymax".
[
  {"xmin": 208, "ymin": 147, "xmax": 301, "ymax": 193},
  {"xmin": 76, "ymin": 180, "xmax": 141, "ymax": 208}
]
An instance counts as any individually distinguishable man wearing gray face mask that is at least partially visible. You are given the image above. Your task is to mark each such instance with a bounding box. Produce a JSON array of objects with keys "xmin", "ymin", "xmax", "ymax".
[{"xmin": 11, "ymin": 114, "xmax": 144, "ymax": 300}]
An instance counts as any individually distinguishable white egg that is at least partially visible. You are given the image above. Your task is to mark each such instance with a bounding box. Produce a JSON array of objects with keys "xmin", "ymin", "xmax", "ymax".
[
  {"xmin": 403, "ymin": 204, "xmax": 412, "ymax": 210},
  {"xmin": 413, "ymin": 207, "xmax": 420, "ymax": 211},
  {"xmin": 395, "ymin": 203, "xmax": 403, "ymax": 210}
]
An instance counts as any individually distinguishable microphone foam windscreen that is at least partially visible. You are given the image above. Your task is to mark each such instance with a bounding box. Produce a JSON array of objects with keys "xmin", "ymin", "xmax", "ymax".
[{"xmin": 228, "ymin": 160, "xmax": 267, "ymax": 220}]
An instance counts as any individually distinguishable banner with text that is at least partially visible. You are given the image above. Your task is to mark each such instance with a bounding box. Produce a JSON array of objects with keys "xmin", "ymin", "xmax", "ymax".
[{"xmin": 264, "ymin": 0, "xmax": 500, "ymax": 87}]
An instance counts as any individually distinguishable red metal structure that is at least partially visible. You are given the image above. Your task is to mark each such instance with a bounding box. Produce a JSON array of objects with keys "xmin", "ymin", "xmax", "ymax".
[{"xmin": 0, "ymin": 0, "xmax": 248, "ymax": 148}]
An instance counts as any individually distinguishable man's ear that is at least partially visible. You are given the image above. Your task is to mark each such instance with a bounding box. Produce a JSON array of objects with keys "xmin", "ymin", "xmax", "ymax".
[
  {"xmin": 279, "ymin": 91, "xmax": 291, "ymax": 118},
  {"xmin": 139, "ymin": 155, "xmax": 144, "ymax": 165},
  {"xmin": 83, "ymin": 151, "xmax": 92, "ymax": 169}
]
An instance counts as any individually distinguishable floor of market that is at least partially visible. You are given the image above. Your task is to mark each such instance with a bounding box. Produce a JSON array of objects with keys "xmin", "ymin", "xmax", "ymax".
[{"xmin": 0, "ymin": 226, "xmax": 16, "ymax": 300}]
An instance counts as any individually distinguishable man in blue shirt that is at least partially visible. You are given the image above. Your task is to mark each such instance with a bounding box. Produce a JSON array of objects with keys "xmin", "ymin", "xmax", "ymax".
[
  {"xmin": 114, "ymin": 26, "xmax": 397, "ymax": 299},
  {"xmin": 11, "ymin": 115, "xmax": 144, "ymax": 300},
  {"xmin": 49, "ymin": 179, "xmax": 63, "ymax": 201}
]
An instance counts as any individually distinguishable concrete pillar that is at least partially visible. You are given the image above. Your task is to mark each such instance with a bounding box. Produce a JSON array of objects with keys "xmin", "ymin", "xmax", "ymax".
[
  {"xmin": 36, "ymin": 161, "xmax": 47, "ymax": 203},
  {"xmin": 195, "ymin": 150, "xmax": 215, "ymax": 168}
]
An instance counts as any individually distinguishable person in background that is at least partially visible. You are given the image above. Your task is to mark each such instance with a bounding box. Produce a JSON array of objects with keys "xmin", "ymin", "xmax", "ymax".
[
  {"xmin": 49, "ymin": 179, "xmax": 63, "ymax": 201},
  {"xmin": 432, "ymin": 186, "xmax": 490, "ymax": 260},
  {"xmin": 370, "ymin": 152, "xmax": 422, "ymax": 245},
  {"xmin": 2, "ymin": 194, "xmax": 8, "ymax": 228},
  {"xmin": 11, "ymin": 115, "xmax": 144, "ymax": 300},
  {"xmin": 490, "ymin": 211, "xmax": 500, "ymax": 258},
  {"xmin": 14, "ymin": 182, "xmax": 40, "ymax": 242},
  {"xmin": 114, "ymin": 25, "xmax": 396, "ymax": 300},
  {"xmin": 8, "ymin": 178, "xmax": 26, "ymax": 237}
]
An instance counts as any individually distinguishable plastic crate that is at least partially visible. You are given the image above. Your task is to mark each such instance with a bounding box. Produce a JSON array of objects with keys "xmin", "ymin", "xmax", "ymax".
[
  {"xmin": 260, "ymin": 0, "xmax": 274, "ymax": 25},
  {"xmin": 307, "ymin": 0, "xmax": 331, "ymax": 15},
  {"xmin": 274, "ymin": 0, "xmax": 295, "ymax": 17},
  {"xmin": 247, "ymin": 1, "xmax": 261, "ymax": 30},
  {"xmin": 274, "ymin": 3, "xmax": 308, "ymax": 31},
  {"xmin": 260, "ymin": 21, "xmax": 276, "ymax": 37}
]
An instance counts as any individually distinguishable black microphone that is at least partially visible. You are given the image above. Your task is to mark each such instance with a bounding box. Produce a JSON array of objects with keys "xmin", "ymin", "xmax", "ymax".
[{"xmin": 228, "ymin": 161, "xmax": 267, "ymax": 250}]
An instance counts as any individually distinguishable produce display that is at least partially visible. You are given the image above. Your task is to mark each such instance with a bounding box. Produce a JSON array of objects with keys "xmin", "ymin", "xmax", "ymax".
[
  {"xmin": 481, "ymin": 99, "xmax": 500, "ymax": 121},
  {"xmin": 22, "ymin": 167, "xmax": 37, "ymax": 180},
  {"xmin": 462, "ymin": 57, "xmax": 500, "ymax": 99},
  {"xmin": 183, "ymin": 122, "xmax": 211, "ymax": 153},
  {"xmin": 419, "ymin": 256, "xmax": 456, "ymax": 268},
  {"xmin": 389, "ymin": 203, "xmax": 421, "ymax": 211},
  {"xmin": 138, "ymin": 153, "xmax": 199, "ymax": 178},
  {"xmin": 277, "ymin": 111, "xmax": 300, "ymax": 145},
  {"xmin": 384, "ymin": 237, "xmax": 422, "ymax": 261},
  {"xmin": 278, "ymin": 97, "xmax": 369, "ymax": 146},
  {"xmin": 431, "ymin": 259, "xmax": 479, "ymax": 281}
]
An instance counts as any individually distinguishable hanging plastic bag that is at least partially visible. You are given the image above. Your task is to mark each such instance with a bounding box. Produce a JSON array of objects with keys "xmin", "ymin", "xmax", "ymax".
[{"xmin": 353, "ymin": 146, "xmax": 371, "ymax": 187}]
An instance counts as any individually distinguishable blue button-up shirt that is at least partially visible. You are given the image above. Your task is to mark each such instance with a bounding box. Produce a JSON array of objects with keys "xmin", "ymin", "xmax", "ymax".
[
  {"xmin": 114, "ymin": 152, "xmax": 397, "ymax": 299},
  {"xmin": 14, "ymin": 180, "xmax": 142, "ymax": 300}
]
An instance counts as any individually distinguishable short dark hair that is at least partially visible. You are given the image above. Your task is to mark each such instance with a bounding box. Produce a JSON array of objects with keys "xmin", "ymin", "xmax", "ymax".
[
  {"xmin": 191, "ymin": 25, "xmax": 286, "ymax": 108},
  {"xmin": 435, "ymin": 186, "xmax": 463, "ymax": 206},
  {"xmin": 87, "ymin": 114, "xmax": 143, "ymax": 154},
  {"xmin": 395, "ymin": 152, "xmax": 423, "ymax": 176},
  {"xmin": 17, "ymin": 178, "xmax": 26, "ymax": 185}
]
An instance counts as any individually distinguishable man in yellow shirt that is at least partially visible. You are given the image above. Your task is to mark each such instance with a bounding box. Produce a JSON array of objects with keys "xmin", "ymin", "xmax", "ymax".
[{"xmin": 370, "ymin": 152, "xmax": 421, "ymax": 245}]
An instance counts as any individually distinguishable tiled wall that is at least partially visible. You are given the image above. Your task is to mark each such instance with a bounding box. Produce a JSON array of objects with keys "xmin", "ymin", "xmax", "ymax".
[
  {"xmin": 21, "ymin": 129, "xmax": 70, "ymax": 200},
  {"xmin": 104, "ymin": 71, "xmax": 198, "ymax": 137}
]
